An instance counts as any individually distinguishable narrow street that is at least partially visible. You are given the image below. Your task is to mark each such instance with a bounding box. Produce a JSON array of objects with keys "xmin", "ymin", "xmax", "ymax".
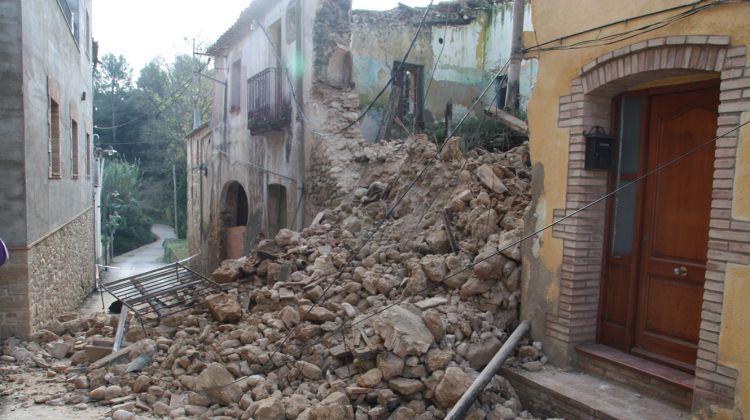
[
  {"xmin": 0, "ymin": 225, "xmax": 175, "ymax": 420},
  {"xmin": 80, "ymin": 224, "xmax": 177, "ymax": 315}
]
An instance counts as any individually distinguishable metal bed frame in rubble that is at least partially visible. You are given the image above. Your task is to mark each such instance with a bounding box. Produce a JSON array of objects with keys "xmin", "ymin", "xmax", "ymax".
[{"xmin": 101, "ymin": 262, "xmax": 222, "ymax": 331}]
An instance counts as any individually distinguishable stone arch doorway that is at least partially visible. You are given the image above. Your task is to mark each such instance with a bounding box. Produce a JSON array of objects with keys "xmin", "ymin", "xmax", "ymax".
[{"xmin": 221, "ymin": 181, "xmax": 249, "ymax": 260}]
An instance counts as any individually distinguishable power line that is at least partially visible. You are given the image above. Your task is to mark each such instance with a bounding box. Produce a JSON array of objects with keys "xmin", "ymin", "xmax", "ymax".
[
  {"xmin": 525, "ymin": 0, "xmax": 747, "ymax": 53},
  {"xmin": 255, "ymin": 0, "xmax": 436, "ymax": 138},
  {"xmin": 94, "ymin": 60, "xmax": 211, "ymax": 131},
  {"xmin": 260, "ymin": 117, "xmax": 750, "ymax": 375},
  {"xmin": 263, "ymin": 57, "xmax": 511, "ymax": 369}
]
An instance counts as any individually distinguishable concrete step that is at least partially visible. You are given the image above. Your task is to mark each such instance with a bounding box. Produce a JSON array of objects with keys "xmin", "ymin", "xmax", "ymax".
[
  {"xmin": 501, "ymin": 366, "xmax": 690, "ymax": 420},
  {"xmin": 576, "ymin": 344, "xmax": 694, "ymax": 409}
]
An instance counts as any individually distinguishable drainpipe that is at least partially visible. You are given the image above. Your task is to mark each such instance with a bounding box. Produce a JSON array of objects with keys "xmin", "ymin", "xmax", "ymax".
[
  {"xmin": 504, "ymin": 0, "xmax": 525, "ymax": 112},
  {"xmin": 296, "ymin": 0, "xmax": 304, "ymax": 230},
  {"xmin": 444, "ymin": 320, "xmax": 530, "ymax": 420}
]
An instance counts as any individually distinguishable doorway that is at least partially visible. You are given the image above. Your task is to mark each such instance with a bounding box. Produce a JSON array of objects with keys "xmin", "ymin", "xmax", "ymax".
[
  {"xmin": 393, "ymin": 61, "xmax": 425, "ymax": 131},
  {"xmin": 267, "ymin": 184, "xmax": 287, "ymax": 238},
  {"xmin": 221, "ymin": 182, "xmax": 249, "ymax": 260},
  {"xmin": 598, "ymin": 80, "xmax": 719, "ymax": 372}
]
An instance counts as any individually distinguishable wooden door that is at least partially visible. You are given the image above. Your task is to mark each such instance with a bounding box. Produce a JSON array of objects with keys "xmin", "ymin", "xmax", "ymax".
[
  {"xmin": 633, "ymin": 86, "xmax": 718, "ymax": 368},
  {"xmin": 226, "ymin": 226, "xmax": 246, "ymax": 260},
  {"xmin": 598, "ymin": 81, "xmax": 719, "ymax": 371}
]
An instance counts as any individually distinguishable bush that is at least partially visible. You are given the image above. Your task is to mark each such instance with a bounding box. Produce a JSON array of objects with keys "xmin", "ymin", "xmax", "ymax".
[{"xmin": 424, "ymin": 112, "xmax": 525, "ymax": 153}]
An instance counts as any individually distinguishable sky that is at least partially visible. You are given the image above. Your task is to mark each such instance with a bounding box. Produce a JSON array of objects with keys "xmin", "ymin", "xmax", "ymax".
[{"xmin": 93, "ymin": 0, "xmax": 433, "ymax": 74}]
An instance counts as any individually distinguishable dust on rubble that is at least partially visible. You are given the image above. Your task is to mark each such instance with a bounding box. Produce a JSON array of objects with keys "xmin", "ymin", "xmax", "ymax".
[{"xmin": 1, "ymin": 135, "xmax": 548, "ymax": 419}]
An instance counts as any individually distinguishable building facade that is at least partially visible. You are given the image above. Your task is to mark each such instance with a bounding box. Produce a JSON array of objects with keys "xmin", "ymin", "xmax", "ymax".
[
  {"xmin": 522, "ymin": 0, "xmax": 750, "ymax": 416},
  {"xmin": 188, "ymin": 0, "xmax": 358, "ymax": 274},
  {"xmin": 0, "ymin": 0, "xmax": 96, "ymax": 338}
]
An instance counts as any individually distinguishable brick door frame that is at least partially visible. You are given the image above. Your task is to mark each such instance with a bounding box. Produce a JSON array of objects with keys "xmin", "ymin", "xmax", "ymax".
[{"xmin": 550, "ymin": 35, "xmax": 749, "ymax": 410}]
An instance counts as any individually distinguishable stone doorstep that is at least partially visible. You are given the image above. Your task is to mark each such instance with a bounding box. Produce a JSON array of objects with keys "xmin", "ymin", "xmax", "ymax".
[
  {"xmin": 576, "ymin": 344, "xmax": 694, "ymax": 409},
  {"xmin": 500, "ymin": 366, "xmax": 690, "ymax": 420}
]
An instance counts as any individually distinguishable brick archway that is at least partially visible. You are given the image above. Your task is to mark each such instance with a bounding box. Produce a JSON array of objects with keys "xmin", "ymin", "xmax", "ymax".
[{"xmin": 551, "ymin": 36, "xmax": 749, "ymax": 409}]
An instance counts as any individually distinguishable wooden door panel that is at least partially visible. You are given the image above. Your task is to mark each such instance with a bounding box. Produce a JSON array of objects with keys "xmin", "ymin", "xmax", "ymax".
[
  {"xmin": 635, "ymin": 85, "xmax": 718, "ymax": 370},
  {"xmin": 649, "ymin": 107, "xmax": 716, "ymax": 263},
  {"xmin": 640, "ymin": 276, "xmax": 703, "ymax": 343}
]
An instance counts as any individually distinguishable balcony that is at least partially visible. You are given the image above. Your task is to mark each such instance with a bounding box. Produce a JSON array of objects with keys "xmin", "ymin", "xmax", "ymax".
[{"xmin": 247, "ymin": 68, "xmax": 291, "ymax": 134}]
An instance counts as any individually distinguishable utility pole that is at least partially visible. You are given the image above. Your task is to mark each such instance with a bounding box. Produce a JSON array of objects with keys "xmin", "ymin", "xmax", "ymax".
[
  {"xmin": 173, "ymin": 164, "xmax": 179, "ymax": 236},
  {"xmin": 505, "ymin": 0, "xmax": 525, "ymax": 112}
]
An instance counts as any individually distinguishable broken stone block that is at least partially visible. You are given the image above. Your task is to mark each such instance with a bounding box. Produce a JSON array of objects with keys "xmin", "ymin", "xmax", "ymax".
[
  {"xmin": 376, "ymin": 352, "xmax": 404, "ymax": 380},
  {"xmin": 421, "ymin": 309, "xmax": 445, "ymax": 342},
  {"xmin": 465, "ymin": 336, "xmax": 502, "ymax": 370},
  {"xmin": 370, "ymin": 305, "xmax": 434, "ymax": 357},
  {"xmin": 434, "ymin": 367, "xmax": 473, "ymax": 409},
  {"xmin": 356, "ymin": 368, "xmax": 382, "ymax": 388},
  {"xmin": 475, "ymin": 164, "xmax": 508, "ymax": 195},
  {"xmin": 301, "ymin": 305, "xmax": 337, "ymax": 323},
  {"xmin": 425, "ymin": 349, "xmax": 451, "ymax": 372},
  {"xmin": 388, "ymin": 378, "xmax": 424, "ymax": 395},
  {"xmin": 195, "ymin": 362, "xmax": 243, "ymax": 406},
  {"xmin": 205, "ymin": 293, "xmax": 242, "ymax": 323},
  {"xmin": 425, "ymin": 229, "xmax": 451, "ymax": 255},
  {"xmin": 45, "ymin": 341, "xmax": 72, "ymax": 359},
  {"xmin": 212, "ymin": 259, "xmax": 243, "ymax": 284},
  {"xmin": 280, "ymin": 306, "xmax": 301, "ymax": 329},
  {"xmin": 297, "ymin": 360, "xmax": 323, "ymax": 380},
  {"xmin": 275, "ymin": 229, "xmax": 300, "ymax": 247},
  {"xmin": 419, "ymin": 255, "xmax": 446, "ymax": 282},
  {"xmin": 255, "ymin": 397, "xmax": 285, "ymax": 420}
]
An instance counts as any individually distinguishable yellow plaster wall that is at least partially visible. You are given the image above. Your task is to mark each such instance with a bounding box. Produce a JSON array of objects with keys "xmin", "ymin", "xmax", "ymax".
[
  {"xmin": 718, "ymin": 264, "xmax": 750, "ymax": 418},
  {"xmin": 526, "ymin": 0, "xmax": 750, "ymax": 413},
  {"xmin": 733, "ymin": 113, "xmax": 750, "ymax": 221},
  {"xmin": 526, "ymin": 1, "xmax": 750, "ymax": 277}
]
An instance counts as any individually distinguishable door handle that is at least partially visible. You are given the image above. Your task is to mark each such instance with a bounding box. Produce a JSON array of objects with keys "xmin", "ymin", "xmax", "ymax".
[{"xmin": 673, "ymin": 266, "xmax": 688, "ymax": 277}]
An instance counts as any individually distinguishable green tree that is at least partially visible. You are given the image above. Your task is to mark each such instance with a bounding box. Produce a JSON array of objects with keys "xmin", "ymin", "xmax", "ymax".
[
  {"xmin": 101, "ymin": 159, "xmax": 154, "ymax": 256},
  {"xmin": 132, "ymin": 54, "xmax": 213, "ymax": 238}
]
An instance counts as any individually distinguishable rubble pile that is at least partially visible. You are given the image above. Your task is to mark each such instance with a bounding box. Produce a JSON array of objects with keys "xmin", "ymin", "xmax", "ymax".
[{"xmin": 1, "ymin": 136, "xmax": 545, "ymax": 419}]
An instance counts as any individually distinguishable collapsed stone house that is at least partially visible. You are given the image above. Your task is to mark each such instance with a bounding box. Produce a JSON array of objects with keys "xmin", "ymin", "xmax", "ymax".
[
  {"xmin": 0, "ymin": 0, "xmax": 96, "ymax": 340},
  {"xmin": 351, "ymin": 1, "xmax": 537, "ymax": 141},
  {"xmin": 187, "ymin": 0, "xmax": 364, "ymax": 275},
  {"xmin": 187, "ymin": 0, "xmax": 537, "ymax": 276}
]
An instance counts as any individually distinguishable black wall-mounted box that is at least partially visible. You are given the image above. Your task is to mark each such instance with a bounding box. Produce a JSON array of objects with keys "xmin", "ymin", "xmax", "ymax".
[{"xmin": 584, "ymin": 126, "xmax": 614, "ymax": 171}]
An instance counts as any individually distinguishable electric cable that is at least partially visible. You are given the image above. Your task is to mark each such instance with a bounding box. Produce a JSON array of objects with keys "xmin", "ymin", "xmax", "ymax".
[
  {"xmin": 94, "ymin": 60, "xmax": 211, "ymax": 131},
  {"xmin": 263, "ymin": 58, "xmax": 511, "ymax": 367},
  {"xmin": 254, "ymin": 0, "xmax": 436, "ymax": 138},
  {"xmin": 262, "ymin": 116, "xmax": 750, "ymax": 374},
  {"xmin": 525, "ymin": 0, "xmax": 748, "ymax": 53}
]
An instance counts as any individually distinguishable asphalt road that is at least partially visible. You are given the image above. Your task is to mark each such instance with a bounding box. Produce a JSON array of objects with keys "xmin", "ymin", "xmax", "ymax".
[{"xmin": 79, "ymin": 223, "xmax": 176, "ymax": 315}]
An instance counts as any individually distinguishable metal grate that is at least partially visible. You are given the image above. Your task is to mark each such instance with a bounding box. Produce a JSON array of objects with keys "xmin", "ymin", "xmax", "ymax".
[
  {"xmin": 247, "ymin": 67, "xmax": 291, "ymax": 134},
  {"xmin": 101, "ymin": 262, "xmax": 222, "ymax": 326}
]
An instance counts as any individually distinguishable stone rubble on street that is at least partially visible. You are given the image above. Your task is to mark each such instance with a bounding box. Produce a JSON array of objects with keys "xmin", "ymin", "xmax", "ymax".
[{"xmin": 1, "ymin": 135, "xmax": 547, "ymax": 419}]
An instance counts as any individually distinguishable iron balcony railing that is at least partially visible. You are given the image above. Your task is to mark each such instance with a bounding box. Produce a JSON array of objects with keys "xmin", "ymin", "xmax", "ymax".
[{"xmin": 247, "ymin": 67, "xmax": 291, "ymax": 134}]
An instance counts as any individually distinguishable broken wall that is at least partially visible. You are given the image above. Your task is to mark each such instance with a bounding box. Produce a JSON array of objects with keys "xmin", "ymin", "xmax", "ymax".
[{"xmin": 351, "ymin": 1, "xmax": 537, "ymax": 141}]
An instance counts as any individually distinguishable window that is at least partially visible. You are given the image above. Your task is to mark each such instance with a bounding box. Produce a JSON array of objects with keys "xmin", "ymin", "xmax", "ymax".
[
  {"xmin": 71, "ymin": 119, "xmax": 79, "ymax": 178},
  {"xmin": 285, "ymin": 4, "xmax": 297, "ymax": 44},
  {"xmin": 230, "ymin": 59, "xmax": 242, "ymax": 111},
  {"xmin": 49, "ymin": 99, "xmax": 61, "ymax": 179},
  {"xmin": 85, "ymin": 10, "xmax": 90, "ymax": 59},
  {"xmin": 85, "ymin": 132, "xmax": 91, "ymax": 177},
  {"xmin": 58, "ymin": 0, "xmax": 80, "ymax": 43}
]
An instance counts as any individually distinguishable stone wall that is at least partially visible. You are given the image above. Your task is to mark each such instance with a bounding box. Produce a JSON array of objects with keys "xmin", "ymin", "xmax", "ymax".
[
  {"xmin": 27, "ymin": 209, "xmax": 95, "ymax": 334},
  {"xmin": 0, "ymin": 248, "xmax": 31, "ymax": 339}
]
